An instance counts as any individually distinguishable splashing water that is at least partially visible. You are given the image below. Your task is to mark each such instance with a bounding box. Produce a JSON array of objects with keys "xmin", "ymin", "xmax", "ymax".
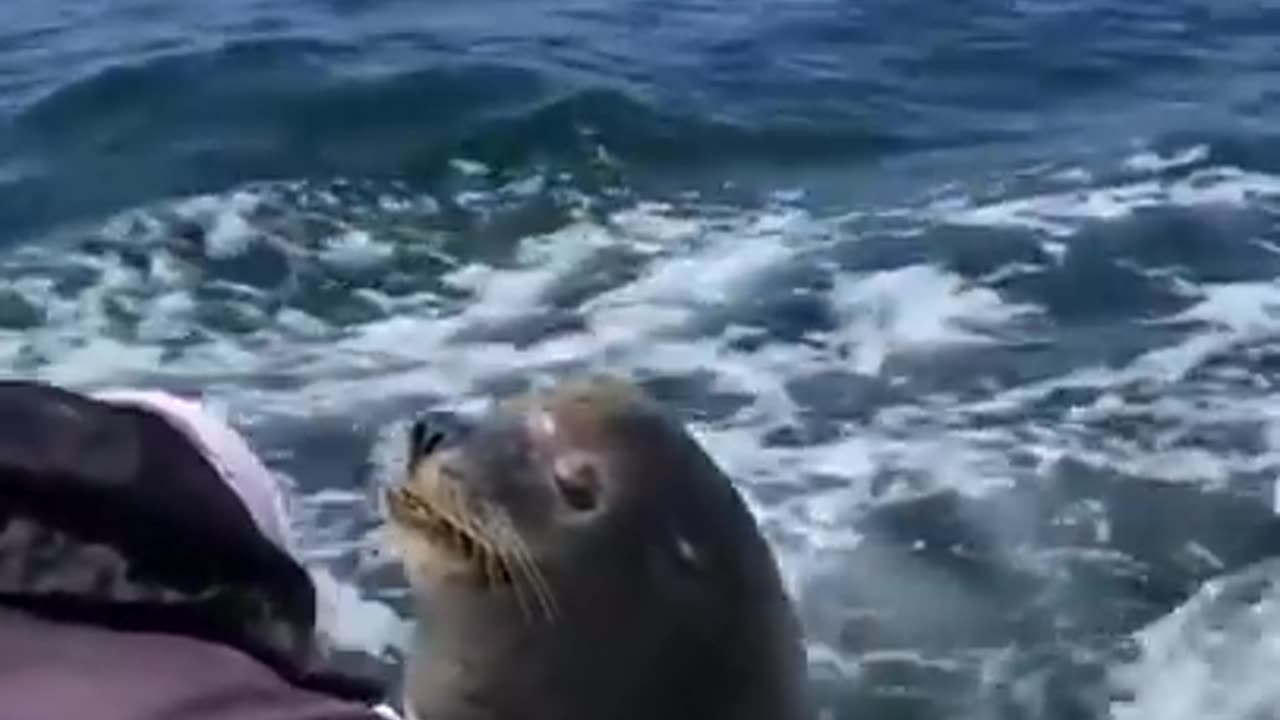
[{"xmin": 2, "ymin": 142, "xmax": 1280, "ymax": 718}]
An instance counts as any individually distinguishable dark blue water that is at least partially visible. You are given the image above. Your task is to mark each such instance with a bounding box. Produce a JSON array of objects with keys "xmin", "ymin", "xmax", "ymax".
[
  {"xmin": 5, "ymin": 0, "xmax": 1278, "ymax": 240},
  {"xmin": 6, "ymin": 2, "xmax": 1280, "ymax": 719}
]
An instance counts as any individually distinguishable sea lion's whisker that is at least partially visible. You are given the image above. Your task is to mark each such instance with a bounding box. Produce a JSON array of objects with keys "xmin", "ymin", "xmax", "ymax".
[
  {"xmin": 496, "ymin": 553, "xmax": 516, "ymax": 590},
  {"xmin": 398, "ymin": 419, "xmax": 561, "ymax": 625},
  {"xmin": 486, "ymin": 513, "xmax": 536, "ymax": 622},
  {"xmin": 482, "ymin": 542, "xmax": 498, "ymax": 589},
  {"xmin": 494, "ymin": 510, "xmax": 558, "ymax": 623},
  {"xmin": 488, "ymin": 537, "xmax": 518, "ymax": 589},
  {"xmin": 437, "ymin": 471, "xmax": 489, "ymax": 554},
  {"xmin": 515, "ymin": 546, "xmax": 554, "ymax": 623},
  {"xmin": 393, "ymin": 481, "xmax": 491, "ymax": 570},
  {"xmin": 441, "ymin": 480, "xmax": 469, "ymax": 555},
  {"xmin": 434, "ymin": 503, "xmax": 535, "ymax": 620},
  {"xmin": 524, "ymin": 545, "xmax": 559, "ymax": 623},
  {"xmin": 420, "ymin": 473, "xmax": 478, "ymax": 547},
  {"xmin": 507, "ymin": 551, "xmax": 535, "ymax": 623},
  {"xmin": 475, "ymin": 514, "xmax": 512, "ymax": 591},
  {"xmin": 506, "ymin": 516, "xmax": 559, "ymax": 622},
  {"xmin": 455, "ymin": 486, "xmax": 497, "ymax": 558},
  {"xmin": 487, "ymin": 556, "xmax": 497, "ymax": 589}
]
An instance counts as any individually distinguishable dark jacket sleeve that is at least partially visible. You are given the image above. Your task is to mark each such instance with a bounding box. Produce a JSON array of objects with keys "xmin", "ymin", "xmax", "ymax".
[{"xmin": 0, "ymin": 380, "xmax": 396, "ymax": 720}]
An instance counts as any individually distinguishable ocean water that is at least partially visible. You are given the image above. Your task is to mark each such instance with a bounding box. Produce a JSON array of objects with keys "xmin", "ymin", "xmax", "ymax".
[{"xmin": 6, "ymin": 1, "xmax": 1280, "ymax": 718}]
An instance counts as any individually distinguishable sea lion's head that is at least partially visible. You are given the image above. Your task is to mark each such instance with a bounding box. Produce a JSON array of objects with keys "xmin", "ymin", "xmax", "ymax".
[{"xmin": 383, "ymin": 376, "xmax": 811, "ymax": 720}]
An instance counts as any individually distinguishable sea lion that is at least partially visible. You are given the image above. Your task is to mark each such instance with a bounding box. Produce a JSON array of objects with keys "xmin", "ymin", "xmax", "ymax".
[{"xmin": 382, "ymin": 376, "xmax": 812, "ymax": 720}]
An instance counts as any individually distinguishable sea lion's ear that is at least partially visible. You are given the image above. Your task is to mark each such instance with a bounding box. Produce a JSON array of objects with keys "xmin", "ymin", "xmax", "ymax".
[
  {"xmin": 653, "ymin": 521, "xmax": 707, "ymax": 575},
  {"xmin": 645, "ymin": 532, "xmax": 715, "ymax": 613},
  {"xmin": 673, "ymin": 535, "xmax": 704, "ymax": 571}
]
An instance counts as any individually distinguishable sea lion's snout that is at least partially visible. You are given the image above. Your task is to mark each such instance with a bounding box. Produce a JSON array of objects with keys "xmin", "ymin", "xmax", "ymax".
[
  {"xmin": 386, "ymin": 405, "xmax": 571, "ymax": 620},
  {"xmin": 404, "ymin": 410, "xmax": 476, "ymax": 474},
  {"xmin": 384, "ymin": 379, "xmax": 657, "ymax": 598}
]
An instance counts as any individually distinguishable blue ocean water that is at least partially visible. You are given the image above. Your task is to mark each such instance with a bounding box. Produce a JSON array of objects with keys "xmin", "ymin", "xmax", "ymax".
[{"xmin": 6, "ymin": 1, "xmax": 1280, "ymax": 719}]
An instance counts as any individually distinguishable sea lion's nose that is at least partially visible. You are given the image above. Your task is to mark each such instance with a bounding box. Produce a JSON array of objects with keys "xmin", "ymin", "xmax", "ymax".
[{"xmin": 407, "ymin": 411, "xmax": 477, "ymax": 468}]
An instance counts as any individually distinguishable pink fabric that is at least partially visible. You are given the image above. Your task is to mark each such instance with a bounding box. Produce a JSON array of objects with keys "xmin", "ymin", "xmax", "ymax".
[{"xmin": 92, "ymin": 389, "xmax": 293, "ymax": 553}]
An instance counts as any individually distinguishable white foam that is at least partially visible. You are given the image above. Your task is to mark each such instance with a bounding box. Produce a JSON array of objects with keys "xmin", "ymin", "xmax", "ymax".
[
  {"xmin": 1160, "ymin": 279, "xmax": 1280, "ymax": 336},
  {"xmin": 1124, "ymin": 145, "xmax": 1210, "ymax": 173},
  {"xmin": 319, "ymin": 229, "xmax": 395, "ymax": 274},
  {"xmin": 441, "ymin": 221, "xmax": 609, "ymax": 323},
  {"xmin": 176, "ymin": 190, "xmax": 261, "ymax": 259},
  {"xmin": 608, "ymin": 201, "xmax": 704, "ymax": 245},
  {"xmin": 448, "ymin": 158, "xmax": 489, "ymax": 177},
  {"xmin": 934, "ymin": 165, "xmax": 1280, "ymax": 237},
  {"xmin": 1111, "ymin": 559, "xmax": 1280, "ymax": 720},
  {"xmin": 829, "ymin": 264, "xmax": 1037, "ymax": 375},
  {"xmin": 311, "ymin": 565, "xmax": 412, "ymax": 660}
]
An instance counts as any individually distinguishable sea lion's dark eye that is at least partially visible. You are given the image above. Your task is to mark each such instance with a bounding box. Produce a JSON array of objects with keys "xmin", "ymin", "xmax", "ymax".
[{"xmin": 553, "ymin": 462, "xmax": 600, "ymax": 513}]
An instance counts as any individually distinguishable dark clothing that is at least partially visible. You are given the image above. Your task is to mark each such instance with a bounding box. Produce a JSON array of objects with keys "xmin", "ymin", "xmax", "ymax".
[
  {"xmin": 0, "ymin": 606, "xmax": 378, "ymax": 720},
  {"xmin": 0, "ymin": 380, "xmax": 388, "ymax": 719}
]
